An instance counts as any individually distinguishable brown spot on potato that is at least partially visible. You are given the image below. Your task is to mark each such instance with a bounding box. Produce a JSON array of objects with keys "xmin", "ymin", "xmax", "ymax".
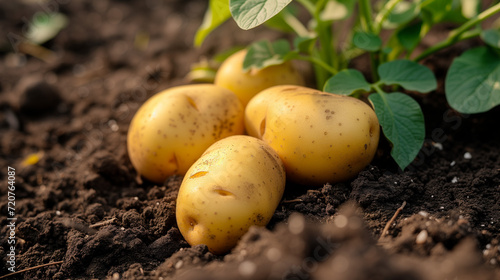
[{"xmin": 256, "ymin": 213, "xmax": 264, "ymax": 223}]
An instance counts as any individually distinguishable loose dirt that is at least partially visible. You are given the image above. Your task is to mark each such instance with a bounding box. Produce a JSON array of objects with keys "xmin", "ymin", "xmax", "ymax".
[{"xmin": 1, "ymin": 0, "xmax": 499, "ymax": 279}]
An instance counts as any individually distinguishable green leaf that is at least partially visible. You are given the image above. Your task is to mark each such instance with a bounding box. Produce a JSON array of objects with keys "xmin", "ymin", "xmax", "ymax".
[
  {"xmin": 445, "ymin": 46, "xmax": 500, "ymax": 113},
  {"xmin": 378, "ymin": 60, "xmax": 437, "ymax": 93},
  {"xmin": 320, "ymin": 0, "xmax": 356, "ymax": 21},
  {"xmin": 369, "ymin": 92, "xmax": 425, "ymax": 170},
  {"xmin": 421, "ymin": 0, "xmax": 467, "ymax": 24},
  {"xmin": 397, "ymin": 21, "xmax": 423, "ymax": 51},
  {"xmin": 353, "ymin": 31, "xmax": 382, "ymax": 52},
  {"xmin": 383, "ymin": 1, "xmax": 419, "ymax": 29},
  {"xmin": 421, "ymin": 0, "xmax": 452, "ymax": 23},
  {"xmin": 243, "ymin": 39, "xmax": 291, "ymax": 71},
  {"xmin": 26, "ymin": 12, "xmax": 68, "ymax": 44},
  {"xmin": 195, "ymin": 0, "xmax": 231, "ymax": 47},
  {"xmin": 230, "ymin": 0, "xmax": 292, "ymax": 30},
  {"xmin": 481, "ymin": 29, "xmax": 500, "ymax": 49},
  {"xmin": 323, "ymin": 69, "xmax": 371, "ymax": 95},
  {"xmin": 294, "ymin": 35, "xmax": 317, "ymax": 53}
]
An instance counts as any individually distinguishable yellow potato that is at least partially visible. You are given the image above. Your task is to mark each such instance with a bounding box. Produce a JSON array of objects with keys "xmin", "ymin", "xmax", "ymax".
[
  {"xmin": 214, "ymin": 49, "xmax": 305, "ymax": 107},
  {"xmin": 245, "ymin": 85, "xmax": 380, "ymax": 185},
  {"xmin": 176, "ymin": 135, "xmax": 286, "ymax": 254},
  {"xmin": 127, "ymin": 84, "xmax": 244, "ymax": 183}
]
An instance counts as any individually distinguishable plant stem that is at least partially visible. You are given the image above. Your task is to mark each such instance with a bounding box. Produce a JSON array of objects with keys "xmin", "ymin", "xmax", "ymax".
[
  {"xmin": 368, "ymin": 53, "xmax": 380, "ymax": 82},
  {"xmin": 316, "ymin": 20, "xmax": 334, "ymax": 66},
  {"xmin": 358, "ymin": 0, "xmax": 379, "ymax": 81},
  {"xmin": 372, "ymin": 83, "xmax": 390, "ymax": 109},
  {"xmin": 415, "ymin": 2, "xmax": 500, "ymax": 61},
  {"xmin": 415, "ymin": 29, "xmax": 482, "ymax": 61},
  {"xmin": 283, "ymin": 13, "xmax": 310, "ymax": 37},
  {"xmin": 296, "ymin": 54, "xmax": 338, "ymax": 75},
  {"xmin": 450, "ymin": 2, "xmax": 500, "ymax": 39},
  {"xmin": 314, "ymin": 0, "xmax": 336, "ymax": 87},
  {"xmin": 358, "ymin": 0, "xmax": 375, "ymax": 33},
  {"xmin": 372, "ymin": 82, "xmax": 386, "ymax": 95},
  {"xmin": 374, "ymin": 0, "xmax": 404, "ymax": 34}
]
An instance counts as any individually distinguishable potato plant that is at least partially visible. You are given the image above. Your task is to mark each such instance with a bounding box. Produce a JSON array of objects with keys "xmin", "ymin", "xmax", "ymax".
[{"xmin": 196, "ymin": 0, "xmax": 500, "ymax": 170}]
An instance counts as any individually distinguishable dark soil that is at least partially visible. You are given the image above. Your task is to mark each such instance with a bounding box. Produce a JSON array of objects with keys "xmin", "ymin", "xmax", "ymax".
[{"xmin": 1, "ymin": 0, "xmax": 499, "ymax": 279}]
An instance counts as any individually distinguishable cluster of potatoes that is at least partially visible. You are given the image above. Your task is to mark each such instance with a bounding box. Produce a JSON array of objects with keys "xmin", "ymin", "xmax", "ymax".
[{"xmin": 127, "ymin": 50, "xmax": 380, "ymax": 254}]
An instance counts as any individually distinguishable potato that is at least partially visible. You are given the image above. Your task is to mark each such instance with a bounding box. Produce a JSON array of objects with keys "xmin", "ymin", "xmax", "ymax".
[
  {"xmin": 245, "ymin": 85, "xmax": 380, "ymax": 185},
  {"xmin": 214, "ymin": 49, "xmax": 305, "ymax": 107},
  {"xmin": 176, "ymin": 135, "xmax": 286, "ymax": 254},
  {"xmin": 127, "ymin": 84, "xmax": 244, "ymax": 183}
]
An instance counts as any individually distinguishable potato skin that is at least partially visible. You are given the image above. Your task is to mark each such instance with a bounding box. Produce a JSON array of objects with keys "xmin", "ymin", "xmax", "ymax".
[
  {"xmin": 214, "ymin": 49, "xmax": 305, "ymax": 107},
  {"xmin": 127, "ymin": 84, "xmax": 244, "ymax": 183},
  {"xmin": 245, "ymin": 85, "xmax": 380, "ymax": 185},
  {"xmin": 176, "ymin": 135, "xmax": 285, "ymax": 254}
]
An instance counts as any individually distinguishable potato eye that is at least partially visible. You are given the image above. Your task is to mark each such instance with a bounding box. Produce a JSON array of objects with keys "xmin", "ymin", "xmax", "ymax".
[
  {"xmin": 213, "ymin": 188, "xmax": 234, "ymax": 197},
  {"xmin": 186, "ymin": 96, "xmax": 199, "ymax": 111},
  {"xmin": 190, "ymin": 171, "xmax": 208, "ymax": 179},
  {"xmin": 186, "ymin": 216, "xmax": 198, "ymax": 228},
  {"xmin": 259, "ymin": 117, "xmax": 266, "ymax": 137}
]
